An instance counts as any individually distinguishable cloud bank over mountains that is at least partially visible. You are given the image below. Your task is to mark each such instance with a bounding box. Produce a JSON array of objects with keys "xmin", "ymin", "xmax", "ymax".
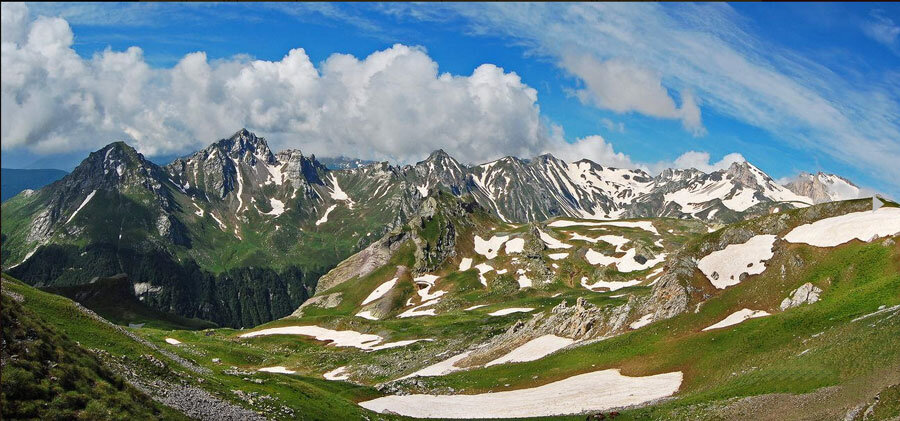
[{"xmin": 0, "ymin": 3, "xmax": 738, "ymax": 174}]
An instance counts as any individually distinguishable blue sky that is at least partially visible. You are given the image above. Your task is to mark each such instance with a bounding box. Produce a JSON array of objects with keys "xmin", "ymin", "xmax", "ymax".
[{"xmin": 2, "ymin": 3, "xmax": 899, "ymax": 196}]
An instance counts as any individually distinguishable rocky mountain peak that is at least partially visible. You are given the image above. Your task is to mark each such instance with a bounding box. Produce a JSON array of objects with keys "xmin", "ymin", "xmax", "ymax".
[
  {"xmin": 216, "ymin": 128, "xmax": 275, "ymax": 164},
  {"xmin": 72, "ymin": 141, "xmax": 160, "ymax": 189},
  {"xmin": 724, "ymin": 160, "xmax": 764, "ymax": 187},
  {"xmin": 784, "ymin": 171, "xmax": 861, "ymax": 204}
]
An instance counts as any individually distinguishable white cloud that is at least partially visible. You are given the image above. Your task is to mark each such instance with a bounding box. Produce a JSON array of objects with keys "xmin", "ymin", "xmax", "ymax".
[
  {"xmin": 671, "ymin": 151, "xmax": 745, "ymax": 172},
  {"xmin": 562, "ymin": 54, "xmax": 704, "ymax": 135},
  {"xmin": 862, "ymin": 9, "xmax": 900, "ymax": 53},
  {"xmin": 389, "ymin": 3, "xmax": 900, "ymax": 194},
  {"xmin": 549, "ymin": 134, "xmax": 639, "ymax": 169},
  {"xmin": 0, "ymin": 4, "xmax": 547, "ymax": 165},
  {"xmin": 601, "ymin": 118, "xmax": 625, "ymax": 133}
]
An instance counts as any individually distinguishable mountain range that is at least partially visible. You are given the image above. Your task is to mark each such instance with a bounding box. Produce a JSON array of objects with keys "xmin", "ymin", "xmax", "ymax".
[{"xmin": 0, "ymin": 129, "xmax": 864, "ymax": 328}]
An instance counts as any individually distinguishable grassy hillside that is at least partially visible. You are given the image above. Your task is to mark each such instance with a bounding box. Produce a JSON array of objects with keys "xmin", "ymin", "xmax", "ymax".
[
  {"xmin": 1, "ymin": 289, "xmax": 184, "ymax": 420},
  {"xmin": 1, "ymin": 274, "xmax": 394, "ymax": 420}
]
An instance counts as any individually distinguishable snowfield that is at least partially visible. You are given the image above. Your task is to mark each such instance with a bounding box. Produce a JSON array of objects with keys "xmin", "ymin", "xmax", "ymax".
[
  {"xmin": 359, "ymin": 369, "xmax": 683, "ymax": 418},
  {"xmin": 458, "ymin": 257, "xmax": 473, "ymax": 271},
  {"xmin": 697, "ymin": 235, "xmax": 777, "ymax": 289},
  {"xmin": 488, "ymin": 308, "xmax": 534, "ymax": 316},
  {"xmin": 783, "ymin": 208, "xmax": 900, "ymax": 247},
  {"xmin": 547, "ymin": 252, "xmax": 569, "ymax": 260},
  {"xmin": 485, "ymin": 335, "xmax": 575, "ymax": 367},
  {"xmin": 475, "ymin": 235, "xmax": 510, "ymax": 259},
  {"xmin": 239, "ymin": 326, "xmax": 429, "ymax": 351},
  {"xmin": 361, "ymin": 278, "xmax": 397, "ymax": 305},
  {"xmin": 702, "ymin": 309, "xmax": 770, "ymax": 331},
  {"xmin": 164, "ymin": 337, "xmax": 181, "ymax": 345}
]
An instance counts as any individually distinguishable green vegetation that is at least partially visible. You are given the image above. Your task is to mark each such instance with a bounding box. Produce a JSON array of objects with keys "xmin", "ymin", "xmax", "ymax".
[{"xmin": 1, "ymin": 291, "xmax": 183, "ymax": 420}]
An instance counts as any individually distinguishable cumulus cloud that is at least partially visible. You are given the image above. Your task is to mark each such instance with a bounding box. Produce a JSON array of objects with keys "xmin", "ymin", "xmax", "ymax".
[
  {"xmin": 562, "ymin": 54, "xmax": 705, "ymax": 135},
  {"xmin": 549, "ymin": 134, "xmax": 640, "ymax": 169},
  {"xmin": 670, "ymin": 150, "xmax": 745, "ymax": 172},
  {"xmin": 0, "ymin": 3, "xmax": 547, "ymax": 165}
]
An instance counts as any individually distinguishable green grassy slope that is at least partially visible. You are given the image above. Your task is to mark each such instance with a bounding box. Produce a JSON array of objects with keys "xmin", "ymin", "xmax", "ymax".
[
  {"xmin": 1, "ymin": 274, "xmax": 395, "ymax": 420},
  {"xmin": 1, "ymin": 290, "xmax": 185, "ymax": 420}
]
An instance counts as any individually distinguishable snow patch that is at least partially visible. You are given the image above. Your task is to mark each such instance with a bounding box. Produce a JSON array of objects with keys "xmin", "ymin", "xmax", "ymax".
[
  {"xmin": 362, "ymin": 278, "xmax": 397, "ymax": 305},
  {"xmin": 488, "ymin": 307, "xmax": 534, "ymax": 316},
  {"xmin": 580, "ymin": 277, "xmax": 641, "ymax": 292},
  {"xmin": 259, "ymin": 366, "xmax": 294, "ymax": 374},
  {"xmin": 328, "ymin": 175, "xmax": 354, "ymax": 208},
  {"xmin": 475, "ymin": 235, "xmax": 510, "ymax": 259},
  {"xmin": 360, "ymin": 369, "xmax": 683, "ymax": 418},
  {"xmin": 164, "ymin": 338, "xmax": 181, "ymax": 345},
  {"xmin": 474, "ymin": 263, "xmax": 494, "ymax": 286},
  {"xmin": 399, "ymin": 351, "xmax": 473, "ymax": 380},
  {"xmin": 485, "ymin": 335, "xmax": 575, "ymax": 367},
  {"xmin": 323, "ymin": 366, "xmax": 349, "ymax": 381},
  {"xmin": 316, "ymin": 204, "xmax": 337, "ymax": 225},
  {"xmin": 539, "ymin": 230, "xmax": 571, "ymax": 249},
  {"xmin": 547, "ymin": 252, "xmax": 569, "ymax": 260},
  {"xmin": 356, "ymin": 311, "xmax": 379, "ymax": 321},
  {"xmin": 262, "ymin": 198, "xmax": 285, "ymax": 216},
  {"xmin": 504, "ymin": 238, "xmax": 525, "ymax": 254},
  {"xmin": 66, "ymin": 190, "xmax": 97, "ymax": 224},
  {"xmin": 783, "ymin": 208, "xmax": 900, "ymax": 247},
  {"xmin": 133, "ymin": 282, "xmax": 161, "ymax": 295},
  {"xmin": 240, "ymin": 326, "xmax": 429, "ymax": 351},
  {"xmin": 458, "ymin": 258, "xmax": 473, "ymax": 271},
  {"xmin": 698, "ymin": 235, "xmax": 777, "ymax": 289},
  {"xmin": 629, "ymin": 314, "xmax": 654, "ymax": 330},
  {"xmin": 702, "ymin": 309, "xmax": 770, "ymax": 331},
  {"xmin": 516, "ymin": 274, "xmax": 533, "ymax": 289}
]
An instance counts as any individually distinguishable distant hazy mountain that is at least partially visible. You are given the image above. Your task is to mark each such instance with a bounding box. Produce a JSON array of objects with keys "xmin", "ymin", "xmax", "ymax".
[{"xmin": 1, "ymin": 168, "xmax": 68, "ymax": 202}]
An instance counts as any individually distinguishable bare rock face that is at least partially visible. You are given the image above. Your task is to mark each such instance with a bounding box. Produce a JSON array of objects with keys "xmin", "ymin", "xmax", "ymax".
[
  {"xmin": 291, "ymin": 292, "xmax": 342, "ymax": 317},
  {"xmin": 779, "ymin": 283, "xmax": 822, "ymax": 311},
  {"xmin": 314, "ymin": 231, "xmax": 408, "ymax": 294}
]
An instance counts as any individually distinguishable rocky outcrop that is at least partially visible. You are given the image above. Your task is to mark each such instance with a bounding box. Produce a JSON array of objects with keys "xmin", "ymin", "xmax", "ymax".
[
  {"xmin": 780, "ymin": 283, "xmax": 822, "ymax": 311},
  {"xmin": 458, "ymin": 297, "xmax": 632, "ymax": 367},
  {"xmin": 291, "ymin": 292, "xmax": 342, "ymax": 317},
  {"xmin": 314, "ymin": 231, "xmax": 409, "ymax": 294}
]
